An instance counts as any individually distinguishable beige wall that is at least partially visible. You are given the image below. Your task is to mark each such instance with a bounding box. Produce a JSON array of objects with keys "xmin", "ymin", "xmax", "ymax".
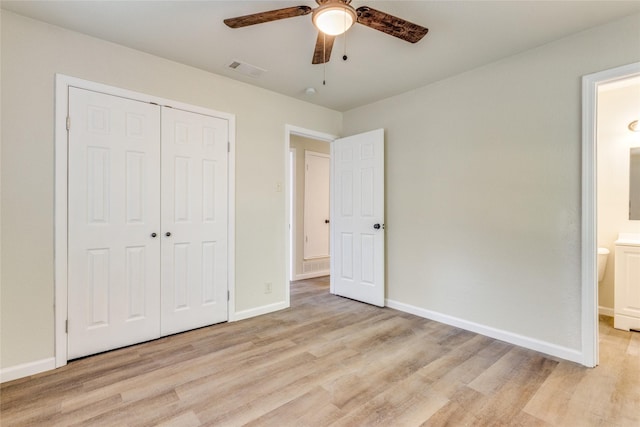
[
  {"xmin": 597, "ymin": 82, "xmax": 640, "ymax": 310},
  {"xmin": 0, "ymin": 11, "xmax": 341, "ymax": 369},
  {"xmin": 343, "ymin": 14, "xmax": 640, "ymax": 350},
  {"xmin": 290, "ymin": 135, "xmax": 330, "ymax": 279}
]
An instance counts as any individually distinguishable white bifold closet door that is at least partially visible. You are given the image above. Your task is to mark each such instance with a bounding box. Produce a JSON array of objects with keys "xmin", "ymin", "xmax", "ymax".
[
  {"xmin": 68, "ymin": 87, "xmax": 228, "ymax": 359},
  {"xmin": 68, "ymin": 87, "xmax": 162, "ymax": 359},
  {"xmin": 160, "ymin": 107, "xmax": 228, "ymax": 336}
]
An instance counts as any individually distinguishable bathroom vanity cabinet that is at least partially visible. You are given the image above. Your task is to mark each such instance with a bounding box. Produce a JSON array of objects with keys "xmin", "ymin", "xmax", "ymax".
[{"xmin": 614, "ymin": 234, "xmax": 640, "ymax": 331}]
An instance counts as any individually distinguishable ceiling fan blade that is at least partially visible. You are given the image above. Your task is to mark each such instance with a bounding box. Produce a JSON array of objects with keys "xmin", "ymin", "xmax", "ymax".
[
  {"xmin": 224, "ymin": 6, "xmax": 312, "ymax": 28},
  {"xmin": 312, "ymin": 32, "xmax": 335, "ymax": 64},
  {"xmin": 355, "ymin": 6, "xmax": 428, "ymax": 43}
]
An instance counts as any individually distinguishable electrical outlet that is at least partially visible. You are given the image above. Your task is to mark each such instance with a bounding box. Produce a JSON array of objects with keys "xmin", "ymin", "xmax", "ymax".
[
  {"xmin": 265, "ymin": 282, "xmax": 272, "ymax": 294},
  {"xmin": 276, "ymin": 182, "xmax": 282, "ymax": 192}
]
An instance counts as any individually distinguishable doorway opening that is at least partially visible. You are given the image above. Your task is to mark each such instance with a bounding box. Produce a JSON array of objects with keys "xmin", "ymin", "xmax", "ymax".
[
  {"xmin": 582, "ymin": 62, "xmax": 640, "ymax": 367},
  {"xmin": 284, "ymin": 126, "xmax": 337, "ymax": 305},
  {"xmin": 290, "ymin": 138, "xmax": 331, "ymax": 281}
]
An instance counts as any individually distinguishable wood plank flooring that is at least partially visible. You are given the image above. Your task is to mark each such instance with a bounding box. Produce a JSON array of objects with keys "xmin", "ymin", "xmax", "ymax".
[{"xmin": 1, "ymin": 277, "xmax": 639, "ymax": 426}]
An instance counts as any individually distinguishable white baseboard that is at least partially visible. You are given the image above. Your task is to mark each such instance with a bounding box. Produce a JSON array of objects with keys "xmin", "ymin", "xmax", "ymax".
[
  {"xmin": 232, "ymin": 301, "xmax": 289, "ymax": 322},
  {"xmin": 294, "ymin": 270, "xmax": 330, "ymax": 281},
  {"xmin": 598, "ymin": 306, "xmax": 614, "ymax": 317},
  {"xmin": 1, "ymin": 357, "xmax": 56, "ymax": 383},
  {"xmin": 385, "ymin": 299, "xmax": 584, "ymax": 365}
]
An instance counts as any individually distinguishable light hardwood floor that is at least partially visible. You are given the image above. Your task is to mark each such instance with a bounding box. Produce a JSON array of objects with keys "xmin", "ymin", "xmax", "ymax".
[{"xmin": 1, "ymin": 277, "xmax": 639, "ymax": 426}]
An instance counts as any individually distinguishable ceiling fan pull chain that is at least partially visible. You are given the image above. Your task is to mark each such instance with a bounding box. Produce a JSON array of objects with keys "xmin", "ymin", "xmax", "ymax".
[
  {"xmin": 343, "ymin": 9, "xmax": 348, "ymax": 61},
  {"xmin": 343, "ymin": 33, "xmax": 348, "ymax": 61},
  {"xmin": 323, "ymin": 32, "xmax": 327, "ymax": 85}
]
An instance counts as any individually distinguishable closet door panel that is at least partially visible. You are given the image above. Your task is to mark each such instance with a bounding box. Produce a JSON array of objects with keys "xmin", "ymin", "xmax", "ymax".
[
  {"xmin": 161, "ymin": 108, "xmax": 229, "ymax": 335},
  {"xmin": 68, "ymin": 87, "xmax": 161, "ymax": 359}
]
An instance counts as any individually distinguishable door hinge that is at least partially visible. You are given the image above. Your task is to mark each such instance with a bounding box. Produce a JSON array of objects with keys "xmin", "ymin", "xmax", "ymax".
[
  {"xmin": 65, "ymin": 319, "xmax": 68, "ymax": 333},
  {"xmin": 228, "ymin": 142, "xmax": 230, "ymax": 153},
  {"xmin": 227, "ymin": 290, "xmax": 230, "ymax": 301},
  {"xmin": 66, "ymin": 116, "xmax": 71, "ymax": 131}
]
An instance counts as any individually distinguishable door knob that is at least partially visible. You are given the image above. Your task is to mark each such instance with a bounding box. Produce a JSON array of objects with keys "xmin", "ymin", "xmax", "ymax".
[
  {"xmin": 373, "ymin": 223, "xmax": 381, "ymax": 230},
  {"xmin": 151, "ymin": 232, "xmax": 157, "ymax": 238},
  {"xmin": 165, "ymin": 232, "xmax": 172, "ymax": 237},
  {"xmin": 325, "ymin": 219, "xmax": 330, "ymax": 224}
]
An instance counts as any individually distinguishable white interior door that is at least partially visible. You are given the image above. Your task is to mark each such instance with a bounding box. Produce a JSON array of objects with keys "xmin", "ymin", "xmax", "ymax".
[
  {"xmin": 68, "ymin": 87, "xmax": 161, "ymax": 359},
  {"xmin": 331, "ymin": 129, "xmax": 385, "ymax": 306},
  {"xmin": 304, "ymin": 151, "xmax": 330, "ymax": 259},
  {"xmin": 161, "ymin": 107, "xmax": 229, "ymax": 335}
]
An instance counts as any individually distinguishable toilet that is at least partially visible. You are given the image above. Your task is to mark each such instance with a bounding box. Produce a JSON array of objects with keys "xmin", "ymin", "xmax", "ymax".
[{"xmin": 597, "ymin": 247, "xmax": 609, "ymax": 282}]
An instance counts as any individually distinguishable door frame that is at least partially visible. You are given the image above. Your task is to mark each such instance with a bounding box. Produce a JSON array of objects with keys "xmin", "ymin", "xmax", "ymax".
[
  {"xmin": 54, "ymin": 74, "xmax": 236, "ymax": 367},
  {"xmin": 284, "ymin": 125, "xmax": 337, "ymax": 305},
  {"xmin": 581, "ymin": 61, "xmax": 640, "ymax": 368},
  {"xmin": 289, "ymin": 147, "xmax": 296, "ymax": 281}
]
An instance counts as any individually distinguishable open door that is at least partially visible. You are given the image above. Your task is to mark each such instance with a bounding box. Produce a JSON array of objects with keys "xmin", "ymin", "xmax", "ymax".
[{"xmin": 331, "ymin": 129, "xmax": 385, "ymax": 306}]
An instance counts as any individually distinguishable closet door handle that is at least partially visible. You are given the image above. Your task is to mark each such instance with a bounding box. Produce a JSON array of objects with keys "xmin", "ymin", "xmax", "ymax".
[
  {"xmin": 151, "ymin": 232, "xmax": 157, "ymax": 238},
  {"xmin": 165, "ymin": 232, "xmax": 172, "ymax": 237}
]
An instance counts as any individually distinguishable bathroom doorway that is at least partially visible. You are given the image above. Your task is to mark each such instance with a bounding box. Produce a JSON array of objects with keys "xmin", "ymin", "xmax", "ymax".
[
  {"xmin": 596, "ymin": 76, "xmax": 640, "ymax": 317},
  {"xmin": 582, "ymin": 62, "xmax": 640, "ymax": 367}
]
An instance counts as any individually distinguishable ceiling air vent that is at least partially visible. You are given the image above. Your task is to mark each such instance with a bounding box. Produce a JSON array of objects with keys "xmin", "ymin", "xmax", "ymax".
[{"xmin": 227, "ymin": 60, "xmax": 267, "ymax": 79}]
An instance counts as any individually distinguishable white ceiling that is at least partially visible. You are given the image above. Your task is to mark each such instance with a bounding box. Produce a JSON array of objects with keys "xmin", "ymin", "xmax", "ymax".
[{"xmin": 2, "ymin": 1, "xmax": 640, "ymax": 111}]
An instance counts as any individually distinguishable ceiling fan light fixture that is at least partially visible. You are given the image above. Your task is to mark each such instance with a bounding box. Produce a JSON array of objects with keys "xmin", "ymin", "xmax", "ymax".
[{"xmin": 312, "ymin": 4, "xmax": 357, "ymax": 36}]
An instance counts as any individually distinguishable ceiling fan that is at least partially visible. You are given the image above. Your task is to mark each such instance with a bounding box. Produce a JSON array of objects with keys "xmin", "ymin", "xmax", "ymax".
[{"xmin": 224, "ymin": 0, "xmax": 428, "ymax": 64}]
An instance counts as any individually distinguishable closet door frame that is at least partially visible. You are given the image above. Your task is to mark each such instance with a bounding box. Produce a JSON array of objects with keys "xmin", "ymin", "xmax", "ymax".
[{"xmin": 54, "ymin": 74, "xmax": 236, "ymax": 368}]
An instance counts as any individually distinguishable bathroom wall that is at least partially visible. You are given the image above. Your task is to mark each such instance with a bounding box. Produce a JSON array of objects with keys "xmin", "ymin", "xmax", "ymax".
[
  {"xmin": 597, "ymin": 79, "xmax": 640, "ymax": 313},
  {"xmin": 290, "ymin": 135, "xmax": 331, "ymax": 279}
]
